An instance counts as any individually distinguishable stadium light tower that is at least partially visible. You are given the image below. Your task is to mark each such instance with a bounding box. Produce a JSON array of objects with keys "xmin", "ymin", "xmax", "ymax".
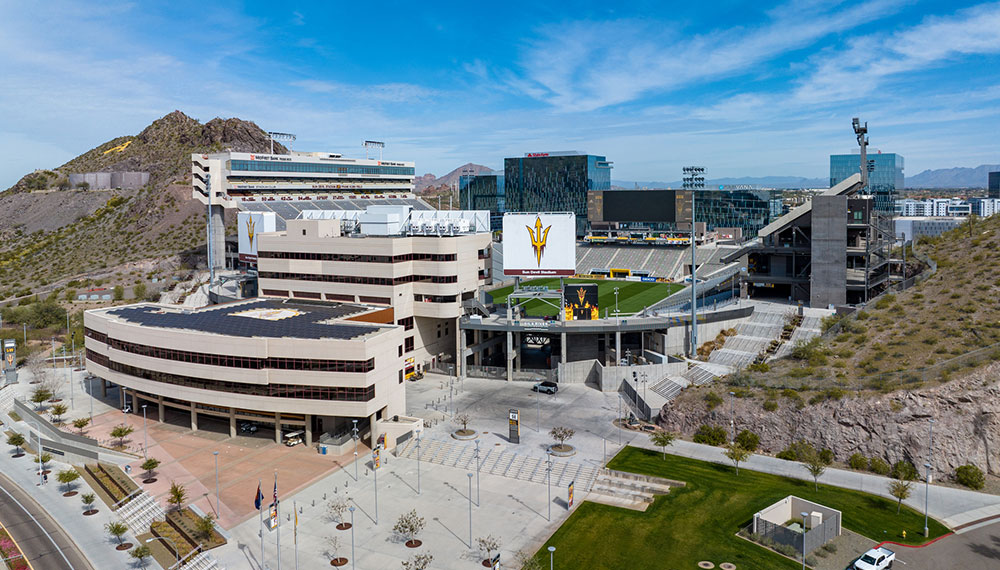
[
  {"xmin": 267, "ymin": 131, "xmax": 296, "ymax": 155},
  {"xmin": 363, "ymin": 140, "xmax": 385, "ymax": 161},
  {"xmin": 852, "ymin": 118, "xmax": 869, "ymax": 189},
  {"xmin": 682, "ymin": 166, "xmax": 706, "ymax": 357}
]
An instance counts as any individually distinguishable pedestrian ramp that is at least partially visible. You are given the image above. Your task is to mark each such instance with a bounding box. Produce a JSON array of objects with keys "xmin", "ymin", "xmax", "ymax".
[{"xmin": 399, "ymin": 439, "xmax": 600, "ymax": 491}]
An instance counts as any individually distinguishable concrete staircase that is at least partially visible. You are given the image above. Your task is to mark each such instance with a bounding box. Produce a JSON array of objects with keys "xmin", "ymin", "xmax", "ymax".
[{"xmin": 589, "ymin": 468, "xmax": 684, "ymax": 506}]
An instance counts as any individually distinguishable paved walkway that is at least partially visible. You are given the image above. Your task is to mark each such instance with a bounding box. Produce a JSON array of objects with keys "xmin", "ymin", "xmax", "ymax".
[
  {"xmin": 0, "ymin": 472, "xmax": 92, "ymax": 570},
  {"xmin": 626, "ymin": 436, "xmax": 1000, "ymax": 529}
]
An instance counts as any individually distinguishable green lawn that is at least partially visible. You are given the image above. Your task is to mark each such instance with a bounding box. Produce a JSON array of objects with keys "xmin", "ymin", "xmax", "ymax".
[
  {"xmin": 534, "ymin": 447, "xmax": 949, "ymax": 570},
  {"xmin": 487, "ymin": 278, "xmax": 682, "ymax": 317}
]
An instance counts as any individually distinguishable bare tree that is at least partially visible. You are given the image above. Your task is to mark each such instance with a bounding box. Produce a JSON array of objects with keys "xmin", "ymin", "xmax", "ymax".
[
  {"xmin": 453, "ymin": 413, "xmax": 472, "ymax": 433},
  {"xmin": 514, "ymin": 551, "xmax": 542, "ymax": 570},
  {"xmin": 327, "ymin": 496, "xmax": 350, "ymax": 528},
  {"xmin": 393, "ymin": 509, "xmax": 426, "ymax": 546},
  {"xmin": 401, "ymin": 553, "xmax": 434, "ymax": 570},
  {"xmin": 550, "ymin": 426, "xmax": 575, "ymax": 451},
  {"xmin": 325, "ymin": 535, "xmax": 345, "ymax": 564},
  {"xmin": 476, "ymin": 535, "xmax": 502, "ymax": 564}
]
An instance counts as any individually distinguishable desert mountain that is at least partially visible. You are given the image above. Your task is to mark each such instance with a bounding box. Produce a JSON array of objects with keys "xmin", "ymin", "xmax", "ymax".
[
  {"xmin": 415, "ymin": 163, "xmax": 492, "ymax": 193},
  {"xmin": 906, "ymin": 164, "xmax": 1000, "ymax": 189}
]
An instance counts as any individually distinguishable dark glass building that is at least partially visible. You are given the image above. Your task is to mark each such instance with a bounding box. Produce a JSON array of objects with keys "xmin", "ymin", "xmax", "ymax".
[
  {"xmin": 830, "ymin": 152, "xmax": 904, "ymax": 213},
  {"xmin": 693, "ymin": 188, "xmax": 785, "ymax": 237},
  {"xmin": 504, "ymin": 152, "xmax": 613, "ymax": 235},
  {"xmin": 989, "ymin": 171, "xmax": 1000, "ymax": 199},
  {"xmin": 459, "ymin": 171, "xmax": 505, "ymax": 230}
]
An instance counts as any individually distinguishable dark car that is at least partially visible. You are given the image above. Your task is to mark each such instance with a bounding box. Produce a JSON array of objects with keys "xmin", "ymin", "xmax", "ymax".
[
  {"xmin": 532, "ymin": 381, "xmax": 558, "ymax": 394},
  {"xmin": 239, "ymin": 422, "xmax": 258, "ymax": 433}
]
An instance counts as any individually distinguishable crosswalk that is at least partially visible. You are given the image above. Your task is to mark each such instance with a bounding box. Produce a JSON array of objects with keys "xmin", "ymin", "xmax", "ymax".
[{"xmin": 398, "ymin": 439, "xmax": 600, "ymax": 491}]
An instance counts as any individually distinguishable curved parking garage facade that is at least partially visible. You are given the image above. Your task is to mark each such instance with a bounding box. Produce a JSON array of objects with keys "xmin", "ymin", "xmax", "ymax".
[{"xmin": 84, "ymin": 298, "xmax": 404, "ymax": 446}]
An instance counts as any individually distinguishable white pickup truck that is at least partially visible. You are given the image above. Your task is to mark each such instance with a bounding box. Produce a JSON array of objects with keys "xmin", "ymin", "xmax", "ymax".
[{"xmin": 853, "ymin": 547, "xmax": 895, "ymax": 570}]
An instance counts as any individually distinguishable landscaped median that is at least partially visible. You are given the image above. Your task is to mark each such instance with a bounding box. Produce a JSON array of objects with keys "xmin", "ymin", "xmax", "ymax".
[
  {"xmin": 0, "ymin": 524, "xmax": 29, "ymax": 570},
  {"xmin": 534, "ymin": 446, "xmax": 949, "ymax": 569}
]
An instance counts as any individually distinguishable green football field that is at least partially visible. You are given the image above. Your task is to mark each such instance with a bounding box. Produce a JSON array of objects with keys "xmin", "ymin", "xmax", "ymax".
[{"xmin": 487, "ymin": 278, "xmax": 682, "ymax": 317}]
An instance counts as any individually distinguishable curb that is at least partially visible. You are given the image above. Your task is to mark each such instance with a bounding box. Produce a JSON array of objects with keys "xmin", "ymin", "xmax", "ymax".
[{"xmin": 875, "ymin": 532, "xmax": 953, "ymax": 550}]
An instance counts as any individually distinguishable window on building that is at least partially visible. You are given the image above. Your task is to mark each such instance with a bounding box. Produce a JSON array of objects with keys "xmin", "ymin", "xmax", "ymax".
[{"xmin": 404, "ymin": 336, "xmax": 414, "ymax": 352}]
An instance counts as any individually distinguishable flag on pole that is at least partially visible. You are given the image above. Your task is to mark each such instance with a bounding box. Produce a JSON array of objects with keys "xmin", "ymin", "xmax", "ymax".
[
  {"xmin": 273, "ymin": 472, "xmax": 278, "ymax": 504},
  {"xmin": 294, "ymin": 501, "xmax": 298, "ymax": 544},
  {"xmin": 254, "ymin": 481, "xmax": 264, "ymax": 510}
]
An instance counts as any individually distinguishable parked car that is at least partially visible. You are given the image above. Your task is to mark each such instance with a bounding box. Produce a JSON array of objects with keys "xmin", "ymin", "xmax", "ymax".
[
  {"xmin": 239, "ymin": 422, "xmax": 258, "ymax": 434},
  {"xmin": 853, "ymin": 547, "xmax": 895, "ymax": 570},
  {"xmin": 532, "ymin": 381, "xmax": 558, "ymax": 394}
]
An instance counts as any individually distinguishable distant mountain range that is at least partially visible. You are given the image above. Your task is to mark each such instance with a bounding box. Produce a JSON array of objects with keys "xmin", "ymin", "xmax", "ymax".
[
  {"xmin": 906, "ymin": 164, "xmax": 999, "ymax": 189},
  {"xmin": 414, "ymin": 163, "xmax": 491, "ymax": 193}
]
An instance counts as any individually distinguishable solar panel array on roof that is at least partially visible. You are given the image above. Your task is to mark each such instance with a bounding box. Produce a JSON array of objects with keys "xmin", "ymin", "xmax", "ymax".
[{"xmin": 106, "ymin": 299, "xmax": 380, "ymax": 340}]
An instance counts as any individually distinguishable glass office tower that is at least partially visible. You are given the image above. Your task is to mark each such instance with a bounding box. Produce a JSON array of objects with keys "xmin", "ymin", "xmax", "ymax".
[
  {"xmin": 830, "ymin": 152, "xmax": 904, "ymax": 213},
  {"xmin": 694, "ymin": 189, "xmax": 785, "ymax": 237},
  {"xmin": 989, "ymin": 171, "xmax": 1000, "ymax": 199},
  {"xmin": 459, "ymin": 171, "xmax": 505, "ymax": 230},
  {"xmin": 504, "ymin": 152, "xmax": 613, "ymax": 235}
]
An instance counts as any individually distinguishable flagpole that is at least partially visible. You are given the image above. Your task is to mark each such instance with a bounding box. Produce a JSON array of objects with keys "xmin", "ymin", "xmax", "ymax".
[
  {"xmin": 294, "ymin": 500, "xmax": 298, "ymax": 570},
  {"xmin": 276, "ymin": 472, "xmax": 281, "ymax": 570},
  {"xmin": 258, "ymin": 479, "xmax": 264, "ymax": 570}
]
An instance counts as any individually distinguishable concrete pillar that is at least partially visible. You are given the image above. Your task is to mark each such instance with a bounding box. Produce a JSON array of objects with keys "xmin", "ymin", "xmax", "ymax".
[
  {"xmin": 455, "ymin": 317, "xmax": 463, "ymax": 379},
  {"xmin": 208, "ymin": 204, "xmax": 226, "ymax": 273},
  {"xmin": 131, "ymin": 391, "xmax": 139, "ymax": 412},
  {"xmin": 157, "ymin": 395, "xmax": 165, "ymax": 423},
  {"xmin": 305, "ymin": 414, "xmax": 313, "ymax": 447},
  {"xmin": 506, "ymin": 329, "xmax": 513, "ymax": 382},
  {"xmin": 274, "ymin": 412, "xmax": 282, "ymax": 444},
  {"xmin": 119, "ymin": 388, "xmax": 126, "ymax": 409},
  {"xmin": 190, "ymin": 405, "xmax": 198, "ymax": 432},
  {"xmin": 368, "ymin": 412, "xmax": 377, "ymax": 448},
  {"xmin": 615, "ymin": 330, "xmax": 622, "ymax": 365},
  {"xmin": 515, "ymin": 332, "xmax": 521, "ymax": 372},
  {"xmin": 561, "ymin": 332, "xmax": 567, "ymax": 366},
  {"xmin": 101, "ymin": 379, "xmax": 108, "ymax": 398},
  {"xmin": 229, "ymin": 408, "xmax": 236, "ymax": 438}
]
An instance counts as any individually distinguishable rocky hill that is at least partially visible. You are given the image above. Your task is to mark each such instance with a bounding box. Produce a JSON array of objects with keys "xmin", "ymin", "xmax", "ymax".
[
  {"xmin": 415, "ymin": 162, "xmax": 491, "ymax": 193},
  {"xmin": 0, "ymin": 111, "xmax": 284, "ymax": 299}
]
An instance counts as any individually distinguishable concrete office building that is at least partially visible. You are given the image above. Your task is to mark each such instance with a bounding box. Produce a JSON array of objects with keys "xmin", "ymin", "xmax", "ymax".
[
  {"xmin": 85, "ymin": 298, "xmax": 405, "ymax": 446},
  {"xmin": 255, "ymin": 206, "xmax": 493, "ymax": 377},
  {"xmin": 192, "ymin": 150, "xmax": 417, "ymax": 275},
  {"xmin": 894, "ymin": 217, "xmax": 965, "ymax": 242}
]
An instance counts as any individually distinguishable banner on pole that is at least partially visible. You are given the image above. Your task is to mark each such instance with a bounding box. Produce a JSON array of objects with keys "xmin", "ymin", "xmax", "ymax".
[
  {"xmin": 373, "ymin": 448, "xmax": 381, "ymax": 470},
  {"xmin": 568, "ymin": 480, "xmax": 575, "ymax": 508},
  {"xmin": 269, "ymin": 503, "xmax": 278, "ymax": 529}
]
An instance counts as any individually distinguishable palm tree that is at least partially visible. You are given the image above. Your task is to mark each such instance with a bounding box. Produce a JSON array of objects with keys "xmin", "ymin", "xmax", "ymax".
[
  {"xmin": 649, "ymin": 431, "xmax": 676, "ymax": 460},
  {"xmin": 167, "ymin": 481, "xmax": 187, "ymax": 511}
]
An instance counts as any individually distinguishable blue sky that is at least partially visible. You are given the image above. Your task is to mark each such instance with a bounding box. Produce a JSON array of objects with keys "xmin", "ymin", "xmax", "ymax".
[{"xmin": 3, "ymin": 0, "xmax": 1000, "ymax": 188}]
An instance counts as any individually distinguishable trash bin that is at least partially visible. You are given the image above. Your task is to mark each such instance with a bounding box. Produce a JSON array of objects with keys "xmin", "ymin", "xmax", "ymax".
[{"xmin": 319, "ymin": 445, "xmax": 328, "ymax": 455}]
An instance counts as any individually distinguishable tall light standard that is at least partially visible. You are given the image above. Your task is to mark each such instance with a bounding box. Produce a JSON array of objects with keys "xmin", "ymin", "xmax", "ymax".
[
  {"xmin": 346, "ymin": 505, "xmax": 356, "ymax": 570},
  {"xmin": 88, "ymin": 373, "xmax": 94, "ymax": 422},
  {"xmin": 535, "ymin": 392, "xmax": 540, "ymax": 432},
  {"xmin": 373, "ymin": 449, "xmax": 379, "ymax": 525},
  {"xmin": 141, "ymin": 405, "xmax": 148, "ymax": 459},
  {"xmin": 617, "ymin": 393, "xmax": 622, "ymax": 445},
  {"xmin": 32, "ymin": 424, "xmax": 43, "ymax": 486},
  {"xmin": 800, "ymin": 511, "xmax": 809, "ymax": 570},
  {"xmin": 146, "ymin": 536, "xmax": 180, "ymax": 566},
  {"xmin": 352, "ymin": 419, "xmax": 359, "ymax": 482},
  {"xmin": 548, "ymin": 545, "xmax": 556, "ymax": 570},
  {"xmin": 467, "ymin": 472, "xmax": 474, "ymax": 548},
  {"xmin": 683, "ymin": 166, "xmax": 705, "ymax": 356},
  {"xmin": 729, "ymin": 391, "xmax": 736, "ymax": 443},
  {"xmin": 613, "ymin": 287, "xmax": 619, "ymax": 316},
  {"xmin": 416, "ymin": 434, "xmax": 421, "ymax": 495},
  {"xmin": 213, "ymin": 451, "xmax": 220, "ymax": 516},
  {"xmin": 546, "ymin": 450, "xmax": 553, "ymax": 521},
  {"xmin": 474, "ymin": 440, "xmax": 481, "ymax": 506},
  {"xmin": 924, "ymin": 418, "xmax": 935, "ymax": 537}
]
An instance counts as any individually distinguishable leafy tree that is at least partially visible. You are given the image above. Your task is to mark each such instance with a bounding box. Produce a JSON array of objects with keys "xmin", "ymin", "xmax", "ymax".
[
  {"xmin": 476, "ymin": 535, "xmax": 502, "ymax": 563},
  {"xmin": 955, "ymin": 464, "xmax": 985, "ymax": 490},
  {"xmin": 891, "ymin": 460, "xmax": 919, "ymax": 482},
  {"xmin": 50, "ymin": 403, "xmax": 69, "ymax": 424},
  {"xmin": 393, "ymin": 509, "xmax": 426, "ymax": 544},
  {"xmin": 130, "ymin": 544, "xmax": 151, "ymax": 567},
  {"xmin": 167, "ymin": 481, "xmax": 187, "ymax": 511},
  {"xmin": 133, "ymin": 283, "xmax": 147, "ymax": 300},
  {"xmin": 110, "ymin": 424, "xmax": 135, "ymax": 448},
  {"xmin": 549, "ymin": 426, "xmax": 575, "ymax": 450},
  {"xmin": 819, "ymin": 448, "xmax": 835, "ymax": 465},
  {"xmin": 140, "ymin": 458, "xmax": 161, "ymax": 480},
  {"xmin": 802, "ymin": 450, "xmax": 827, "ymax": 491},
  {"xmin": 30, "ymin": 386, "xmax": 53, "ymax": 410},
  {"xmin": 889, "ymin": 479, "xmax": 913, "ymax": 514},
  {"xmin": 723, "ymin": 443, "xmax": 752, "ymax": 476},
  {"xmin": 195, "ymin": 513, "xmax": 216, "ymax": 541},
  {"xmin": 453, "ymin": 413, "xmax": 472, "ymax": 432},
  {"xmin": 649, "ymin": 431, "xmax": 676, "ymax": 460},
  {"xmin": 56, "ymin": 469, "xmax": 80, "ymax": 493},
  {"xmin": 401, "ymin": 553, "xmax": 434, "ymax": 570},
  {"xmin": 105, "ymin": 520, "xmax": 129, "ymax": 545},
  {"xmin": 35, "ymin": 452, "xmax": 53, "ymax": 472},
  {"xmin": 65, "ymin": 289, "xmax": 77, "ymax": 302},
  {"xmin": 692, "ymin": 424, "xmax": 727, "ymax": 446},
  {"xmin": 72, "ymin": 417, "xmax": 91, "ymax": 434},
  {"xmin": 81, "ymin": 493, "xmax": 97, "ymax": 512},
  {"xmin": 113, "ymin": 286, "xmax": 124, "ymax": 301},
  {"xmin": 734, "ymin": 430, "xmax": 760, "ymax": 452},
  {"xmin": 6, "ymin": 432, "xmax": 25, "ymax": 454}
]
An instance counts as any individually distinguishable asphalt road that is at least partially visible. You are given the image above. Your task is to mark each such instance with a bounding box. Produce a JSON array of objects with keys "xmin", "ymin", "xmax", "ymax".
[
  {"xmin": 0, "ymin": 472, "xmax": 93, "ymax": 570},
  {"xmin": 888, "ymin": 522, "xmax": 1000, "ymax": 569}
]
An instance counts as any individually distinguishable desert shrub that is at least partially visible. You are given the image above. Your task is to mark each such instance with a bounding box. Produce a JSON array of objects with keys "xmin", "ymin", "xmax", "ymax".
[
  {"xmin": 692, "ymin": 424, "xmax": 727, "ymax": 446},
  {"xmin": 869, "ymin": 457, "xmax": 891, "ymax": 475},
  {"xmin": 891, "ymin": 460, "xmax": 919, "ymax": 481},
  {"xmin": 747, "ymin": 362, "xmax": 770, "ymax": 373},
  {"xmin": 762, "ymin": 399, "xmax": 778, "ymax": 412},
  {"xmin": 955, "ymin": 464, "xmax": 985, "ymax": 490},
  {"xmin": 734, "ymin": 430, "xmax": 760, "ymax": 452},
  {"xmin": 776, "ymin": 440, "xmax": 816, "ymax": 462},
  {"xmin": 704, "ymin": 391, "xmax": 723, "ymax": 410},
  {"xmin": 822, "ymin": 542, "xmax": 838, "ymax": 553},
  {"xmin": 819, "ymin": 448, "xmax": 834, "ymax": 465}
]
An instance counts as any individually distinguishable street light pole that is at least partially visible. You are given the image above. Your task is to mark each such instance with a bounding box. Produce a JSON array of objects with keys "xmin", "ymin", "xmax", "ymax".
[
  {"xmin": 729, "ymin": 391, "xmax": 736, "ymax": 443},
  {"xmin": 141, "ymin": 405, "xmax": 148, "ymax": 459},
  {"xmin": 373, "ymin": 450, "xmax": 379, "ymax": 525},
  {"xmin": 416, "ymin": 434, "xmax": 421, "ymax": 495},
  {"xmin": 213, "ymin": 451, "xmax": 220, "ymax": 516},
  {"xmin": 924, "ymin": 418, "xmax": 934, "ymax": 537},
  {"xmin": 548, "ymin": 545, "xmax": 556, "ymax": 570},
  {"xmin": 613, "ymin": 287, "xmax": 619, "ymax": 316},
  {"xmin": 801, "ymin": 511, "xmax": 809, "ymax": 570},
  {"xmin": 536, "ymin": 393, "xmax": 540, "ymax": 432},
  {"xmin": 546, "ymin": 450, "xmax": 553, "ymax": 521},
  {"xmin": 617, "ymin": 394, "xmax": 622, "ymax": 445},
  {"xmin": 467, "ymin": 472, "xmax": 474, "ymax": 548},
  {"xmin": 475, "ymin": 440, "xmax": 481, "ymax": 506},
  {"xmin": 349, "ymin": 506, "xmax": 356, "ymax": 570}
]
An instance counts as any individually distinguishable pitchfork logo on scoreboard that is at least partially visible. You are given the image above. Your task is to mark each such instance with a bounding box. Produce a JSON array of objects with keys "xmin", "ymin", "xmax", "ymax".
[{"xmin": 502, "ymin": 213, "xmax": 575, "ymax": 276}]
